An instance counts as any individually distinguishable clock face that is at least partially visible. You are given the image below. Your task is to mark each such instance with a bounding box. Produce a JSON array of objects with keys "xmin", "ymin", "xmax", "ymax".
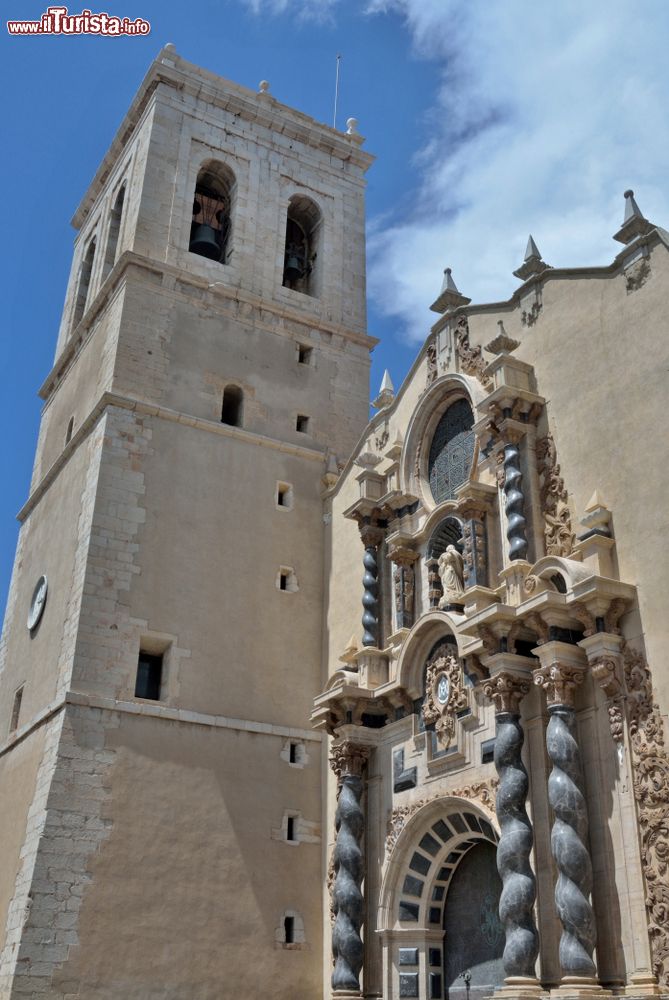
[
  {"xmin": 437, "ymin": 673, "xmax": 450, "ymax": 705},
  {"xmin": 27, "ymin": 576, "xmax": 48, "ymax": 631}
]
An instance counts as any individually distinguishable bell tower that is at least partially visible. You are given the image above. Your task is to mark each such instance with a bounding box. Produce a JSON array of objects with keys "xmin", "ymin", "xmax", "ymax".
[{"xmin": 0, "ymin": 47, "xmax": 374, "ymax": 998}]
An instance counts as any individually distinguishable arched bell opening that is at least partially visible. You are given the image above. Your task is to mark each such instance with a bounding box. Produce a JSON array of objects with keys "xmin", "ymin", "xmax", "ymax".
[
  {"xmin": 282, "ymin": 194, "xmax": 322, "ymax": 296},
  {"xmin": 189, "ymin": 161, "xmax": 235, "ymax": 264},
  {"xmin": 72, "ymin": 236, "xmax": 97, "ymax": 330}
]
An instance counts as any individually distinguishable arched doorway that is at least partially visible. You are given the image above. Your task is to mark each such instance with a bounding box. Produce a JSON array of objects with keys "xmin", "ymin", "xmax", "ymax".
[
  {"xmin": 378, "ymin": 798, "xmax": 502, "ymax": 1000},
  {"xmin": 443, "ymin": 841, "xmax": 504, "ymax": 1000}
]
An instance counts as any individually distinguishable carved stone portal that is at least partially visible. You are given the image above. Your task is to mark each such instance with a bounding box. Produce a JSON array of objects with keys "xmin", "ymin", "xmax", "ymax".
[{"xmin": 422, "ymin": 650, "xmax": 467, "ymax": 749}]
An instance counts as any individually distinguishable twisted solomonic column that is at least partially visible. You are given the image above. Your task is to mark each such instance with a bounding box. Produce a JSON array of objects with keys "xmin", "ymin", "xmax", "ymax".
[
  {"xmin": 330, "ymin": 741, "xmax": 370, "ymax": 992},
  {"xmin": 503, "ymin": 437, "xmax": 528, "ymax": 561},
  {"xmin": 534, "ymin": 660, "xmax": 597, "ymax": 981},
  {"xmin": 360, "ymin": 524, "xmax": 383, "ymax": 647},
  {"xmin": 484, "ymin": 673, "xmax": 539, "ymax": 985}
]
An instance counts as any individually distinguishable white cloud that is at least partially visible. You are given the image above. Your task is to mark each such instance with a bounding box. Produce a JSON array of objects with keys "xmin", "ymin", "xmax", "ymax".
[
  {"xmin": 365, "ymin": 0, "xmax": 669, "ymax": 341},
  {"xmin": 240, "ymin": 0, "xmax": 340, "ymax": 21}
]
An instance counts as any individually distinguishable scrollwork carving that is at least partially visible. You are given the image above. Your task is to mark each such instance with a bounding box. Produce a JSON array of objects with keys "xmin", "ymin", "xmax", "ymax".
[
  {"xmin": 455, "ymin": 315, "xmax": 493, "ymax": 390},
  {"xmin": 385, "ymin": 778, "xmax": 498, "ymax": 855},
  {"xmin": 537, "ymin": 433, "xmax": 575, "ymax": 558},
  {"xmin": 621, "ymin": 642, "xmax": 669, "ymax": 986},
  {"xmin": 591, "ymin": 657, "xmax": 624, "ymax": 743}
]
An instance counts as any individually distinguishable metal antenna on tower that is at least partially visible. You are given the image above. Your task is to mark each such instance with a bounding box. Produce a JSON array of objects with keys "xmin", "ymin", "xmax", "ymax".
[{"xmin": 333, "ymin": 53, "xmax": 341, "ymax": 129}]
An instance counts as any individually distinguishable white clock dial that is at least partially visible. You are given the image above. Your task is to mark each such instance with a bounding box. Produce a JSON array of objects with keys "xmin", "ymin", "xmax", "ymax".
[{"xmin": 27, "ymin": 575, "xmax": 48, "ymax": 631}]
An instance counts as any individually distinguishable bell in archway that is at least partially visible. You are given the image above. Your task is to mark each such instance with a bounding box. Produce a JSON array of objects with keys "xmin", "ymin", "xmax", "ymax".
[
  {"xmin": 190, "ymin": 224, "xmax": 221, "ymax": 260},
  {"xmin": 284, "ymin": 252, "xmax": 303, "ymax": 283}
]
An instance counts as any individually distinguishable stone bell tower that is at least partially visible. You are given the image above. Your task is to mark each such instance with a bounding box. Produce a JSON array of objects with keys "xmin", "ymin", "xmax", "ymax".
[{"xmin": 0, "ymin": 47, "xmax": 374, "ymax": 998}]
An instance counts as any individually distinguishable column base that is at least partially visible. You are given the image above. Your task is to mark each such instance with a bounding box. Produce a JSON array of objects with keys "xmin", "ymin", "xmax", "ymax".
[
  {"xmin": 622, "ymin": 972, "xmax": 662, "ymax": 997},
  {"xmin": 494, "ymin": 975, "xmax": 544, "ymax": 999},
  {"xmin": 331, "ymin": 992, "xmax": 363, "ymax": 1000},
  {"xmin": 550, "ymin": 977, "xmax": 612, "ymax": 999}
]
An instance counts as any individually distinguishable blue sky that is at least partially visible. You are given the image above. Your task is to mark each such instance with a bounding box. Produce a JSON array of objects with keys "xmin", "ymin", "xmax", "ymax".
[{"xmin": 1, "ymin": 0, "xmax": 668, "ymax": 614}]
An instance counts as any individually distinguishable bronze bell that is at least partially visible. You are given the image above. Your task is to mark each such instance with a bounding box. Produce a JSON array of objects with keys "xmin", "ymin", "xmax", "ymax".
[
  {"xmin": 284, "ymin": 253, "xmax": 303, "ymax": 283},
  {"xmin": 190, "ymin": 223, "xmax": 220, "ymax": 260}
]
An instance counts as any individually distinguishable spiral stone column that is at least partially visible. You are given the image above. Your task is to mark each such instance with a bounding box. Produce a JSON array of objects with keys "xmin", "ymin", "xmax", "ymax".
[
  {"xmin": 484, "ymin": 671, "xmax": 540, "ymax": 995},
  {"xmin": 503, "ymin": 432, "xmax": 528, "ymax": 561},
  {"xmin": 360, "ymin": 523, "xmax": 383, "ymax": 647},
  {"xmin": 534, "ymin": 648, "xmax": 600, "ymax": 988},
  {"xmin": 330, "ymin": 741, "xmax": 370, "ymax": 995}
]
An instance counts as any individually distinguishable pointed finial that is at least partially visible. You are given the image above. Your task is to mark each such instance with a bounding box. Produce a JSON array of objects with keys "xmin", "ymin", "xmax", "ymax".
[
  {"xmin": 525, "ymin": 235, "xmax": 542, "ymax": 260},
  {"xmin": 258, "ymin": 80, "xmax": 270, "ymax": 95},
  {"xmin": 484, "ymin": 320, "xmax": 520, "ymax": 356},
  {"xmin": 613, "ymin": 188, "xmax": 654, "ymax": 244},
  {"xmin": 430, "ymin": 267, "xmax": 471, "ymax": 314},
  {"xmin": 346, "ymin": 117, "xmax": 359, "ymax": 135},
  {"xmin": 372, "ymin": 369, "xmax": 395, "ymax": 409},
  {"xmin": 513, "ymin": 235, "xmax": 550, "ymax": 281}
]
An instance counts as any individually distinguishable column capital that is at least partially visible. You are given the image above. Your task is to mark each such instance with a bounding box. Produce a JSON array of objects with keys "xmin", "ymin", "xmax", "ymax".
[
  {"xmin": 359, "ymin": 522, "xmax": 384, "ymax": 548},
  {"xmin": 484, "ymin": 671, "xmax": 532, "ymax": 714},
  {"xmin": 330, "ymin": 741, "xmax": 370, "ymax": 781},
  {"xmin": 533, "ymin": 661, "xmax": 585, "ymax": 709}
]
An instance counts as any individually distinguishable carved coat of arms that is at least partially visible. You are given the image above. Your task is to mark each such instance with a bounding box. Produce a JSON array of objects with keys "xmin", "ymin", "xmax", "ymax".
[{"xmin": 422, "ymin": 651, "xmax": 467, "ymax": 749}]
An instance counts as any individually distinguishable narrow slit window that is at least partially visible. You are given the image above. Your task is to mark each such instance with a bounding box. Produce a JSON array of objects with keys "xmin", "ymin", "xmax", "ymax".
[
  {"xmin": 135, "ymin": 651, "xmax": 163, "ymax": 700},
  {"xmin": 279, "ymin": 572, "xmax": 288, "ymax": 592},
  {"xmin": 296, "ymin": 414, "xmax": 309, "ymax": 434},
  {"xmin": 286, "ymin": 816, "xmax": 296, "ymax": 842},
  {"xmin": 289, "ymin": 742, "xmax": 297, "ymax": 764},
  {"xmin": 10, "ymin": 686, "xmax": 24, "ymax": 734},
  {"xmin": 284, "ymin": 916, "xmax": 295, "ymax": 943}
]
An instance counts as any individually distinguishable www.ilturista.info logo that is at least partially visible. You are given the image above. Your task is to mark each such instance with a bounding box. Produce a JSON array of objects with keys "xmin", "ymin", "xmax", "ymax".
[{"xmin": 7, "ymin": 6, "xmax": 150, "ymax": 35}]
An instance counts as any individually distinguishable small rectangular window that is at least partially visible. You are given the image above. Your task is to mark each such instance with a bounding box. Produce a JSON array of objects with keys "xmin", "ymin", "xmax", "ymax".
[
  {"xmin": 279, "ymin": 573, "xmax": 288, "ymax": 591},
  {"xmin": 296, "ymin": 414, "xmax": 309, "ymax": 434},
  {"xmin": 135, "ymin": 651, "xmax": 163, "ymax": 700},
  {"xmin": 277, "ymin": 483, "xmax": 293, "ymax": 509},
  {"xmin": 289, "ymin": 742, "xmax": 297, "ymax": 764},
  {"xmin": 10, "ymin": 686, "xmax": 24, "ymax": 734},
  {"xmin": 297, "ymin": 345, "xmax": 312, "ymax": 365},
  {"xmin": 481, "ymin": 738, "xmax": 495, "ymax": 765},
  {"xmin": 284, "ymin": 916, "xmax": 295, "ymax": 943},
  {"xmin": 286, "ymin": 816, "xmax": 296, "ymax": 842}
]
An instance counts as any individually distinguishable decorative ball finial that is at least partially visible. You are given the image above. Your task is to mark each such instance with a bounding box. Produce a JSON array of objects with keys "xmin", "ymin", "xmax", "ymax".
[
  {"xmin": 258, "ymin": 80, "xmax": 270, "ymax": 94},
  {"xmin": 346, "ymin": 117, "xmax": 359, "ymax": 135}
]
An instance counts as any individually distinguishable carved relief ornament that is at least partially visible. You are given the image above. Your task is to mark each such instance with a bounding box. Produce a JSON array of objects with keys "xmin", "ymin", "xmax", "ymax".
[
  {"xmin": 421, "ymin": 650, "xmax": 468, "ymax": 749},
  {"xmin": 484, "ymin": 672, "xmax": 531, "ymax": 715},
  {"xmin": 455, "ymin": 315, "xmax": 493, "ymax": 391},
  {"xmin": 385, "ymin": 778, "xmax": 498, "ymax": 855},
  {"xmin": 536, "ymin": 433, "xmax": 575, "ymax": 558},
  {"xmin": 329, "ymin": 741, "xmax": 370, "ymax": 782},
  {"xmin": 590, "ymin": 657, "xmax": 624, "ymax": 743},
  {"xmin": 622, "ymin": 642, "xmax": 669, "ymax": 988},
  {"xmin": 533, "ymin": 661, "xmax": 584, "ymax": 708}
]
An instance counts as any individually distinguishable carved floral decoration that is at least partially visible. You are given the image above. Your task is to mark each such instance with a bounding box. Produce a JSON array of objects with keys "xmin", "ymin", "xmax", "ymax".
[
  {"xmin": 385, "ymin": 778, "xmax": 498, "ymax": 855},
  {"xmin": 623, "ymin": 641, "xmax": 669, "ymax": 988},
  {"xmin": 536, "ymin": 433, "xmax": 575, "ymax": 557},
  {"xmin": 455, "ymin": 316, "xmax": 493, "ymax": 391},
  {"xmin": 421, "ymin": 648, "xmax": 468, "ymax": 749}
]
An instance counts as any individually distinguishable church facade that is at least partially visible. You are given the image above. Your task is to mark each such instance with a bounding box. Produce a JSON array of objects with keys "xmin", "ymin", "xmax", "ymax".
[{"xmin": 0, "ymin": 48, "xmax": 668, "ymax": 1000}]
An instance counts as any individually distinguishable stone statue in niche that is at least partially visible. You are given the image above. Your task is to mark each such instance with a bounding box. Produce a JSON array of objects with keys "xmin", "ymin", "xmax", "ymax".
[{"xmin": 438, "ymin": 545, "xmax": 465, "ymax": 607}]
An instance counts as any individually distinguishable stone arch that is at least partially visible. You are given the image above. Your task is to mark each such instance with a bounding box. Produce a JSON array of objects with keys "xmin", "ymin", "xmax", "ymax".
[
  {"xmin": 282, "ymin": 193, "xmax": 323, "ymax": 297},
  {"xmin": 378, "ymin": 797, "xmax": 501, "ymax": 999},
  {"xmin": 401, "ymin": 374, "xmax": 485, "ymax": 509},
  {"xmin": 396, "ymin": 612, "xmax": 468, "ymax": 699},
  {"xmin": 525, "ymin": 555, "xmax": 592, "ymax": 596}
]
